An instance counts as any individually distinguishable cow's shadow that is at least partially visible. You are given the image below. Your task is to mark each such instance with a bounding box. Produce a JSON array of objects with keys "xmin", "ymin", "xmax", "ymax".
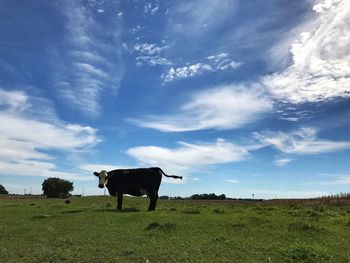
[{"xmin": 105, "ymin": 207, "xmax": 140, "ymax": 213}]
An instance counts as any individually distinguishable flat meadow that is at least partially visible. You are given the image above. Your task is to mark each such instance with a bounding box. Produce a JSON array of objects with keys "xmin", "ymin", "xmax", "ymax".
[{"xmin": 1, "ymin": 196, "xmax": 350, "ymax": 262}]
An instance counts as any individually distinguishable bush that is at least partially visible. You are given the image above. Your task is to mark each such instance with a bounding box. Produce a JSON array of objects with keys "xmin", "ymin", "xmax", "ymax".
[
  {"xmin": 190, "ymin": 193, "xmax": 226, "ymax": 200},
  {"xmin": 42, "ymin": 178, "xmax": 73, "ymax": 198},
  {"xmin": 0, "ymin": 184, "xmax": 8, "ymax": 195}
]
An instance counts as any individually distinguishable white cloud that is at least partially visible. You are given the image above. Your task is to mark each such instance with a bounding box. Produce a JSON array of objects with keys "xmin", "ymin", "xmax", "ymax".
[
  {"xmin": 133, "ymin": 43, "xmax": 171, "ymax": 67},
  {"xmin": 144, "ymin": 3, "xmax": 160, "ymax": 15},
  {"xmin": 254, "ymin": 127, "xmax": 350, "ymax": 154},
  {"xmin": 134, "ymin": 43, "xmax": 168, "ymax": 55},
  {"xmin": 169, "ymin": 0, "xmax": 235, "ymax": 36},
  {"xmin": 314, "ymin": 173, "xmax": 350, "ymax": 185},
  {"xmin": 162, "ymin": 53, "xmax": 241, "ymax": 82},
  {"xmin": 136, "ymin": 56, "xmax": 172, "ymax": 66},
  {"xmin": 54, "ymin": 1, "xmax": 123, "ymax": 116},
  {"xmin": 264, "ymin": 0, "xmax": 350, "ymax": 103},
  {"xmin": 224, "ymin": 179, "xmax": 240, "ymax": 184},
  {"xmin": 131, "ymin": 85, "xmax": 272, "ymax": 132},
  {"xmin": 274, "ymin": 158, "xmax": 292, "ymax": 167},
  {"xmin": 80, "ymin": 163, "xmax": 133, "ymax": 173},
  {"xmin": 162, "ymin": 63, "xmax": 212, "ymax": 82},
  {"xmin": 127, "ymin": 139, "xmax": 249, "ymax": 176},
  {"xmin": 0, "ymin": 88, "xmax": 100, "ymax": 181},
  {"xmin": 0, "ymin": 89, "xmax": 29, "ymax": 112}
]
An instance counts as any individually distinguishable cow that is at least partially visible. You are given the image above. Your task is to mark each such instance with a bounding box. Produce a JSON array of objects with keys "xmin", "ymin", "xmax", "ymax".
[{"xmin": 94, "ymin": 167, "xmax": 182, "ymax": 211}]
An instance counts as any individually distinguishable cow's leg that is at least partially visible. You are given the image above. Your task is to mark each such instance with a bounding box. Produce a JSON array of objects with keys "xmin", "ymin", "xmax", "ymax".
[
  {"xmin": 117, "ymin": 192, "xmax": 123, "ymax": 210},
  {"xmin": 148, "ymin": 192, "xmax": 158, "ymax": 211}
]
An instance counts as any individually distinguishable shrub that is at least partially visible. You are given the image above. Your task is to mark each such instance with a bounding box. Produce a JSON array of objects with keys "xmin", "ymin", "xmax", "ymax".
[
  {"xmin": 42, "ymin": 178, "xmax": 73, "ymax": 198},
  {"xmin": 0, "ymin": 184, "xmax": 8, "ymax": 195}
]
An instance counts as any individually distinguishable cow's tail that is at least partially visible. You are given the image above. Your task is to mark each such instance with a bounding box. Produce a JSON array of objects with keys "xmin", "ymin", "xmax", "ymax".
[{"xmin": 158, "ymin": 168, "xmax": 182, "ymax": 180}]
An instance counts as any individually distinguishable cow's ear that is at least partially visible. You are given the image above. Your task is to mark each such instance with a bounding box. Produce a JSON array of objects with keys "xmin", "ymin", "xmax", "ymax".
[{"xmin": 94, "ymin": 172, "xmax": 99, "ymax": 176}]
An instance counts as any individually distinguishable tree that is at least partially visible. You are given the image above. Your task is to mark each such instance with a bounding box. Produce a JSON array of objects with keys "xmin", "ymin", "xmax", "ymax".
[
  {"xmin": 42, "ymin": 178, "xmax": 74, "ymax": 198},
  {"xmin": 0, "ymin": 184, "xmax": 9, "ymax": 195}
]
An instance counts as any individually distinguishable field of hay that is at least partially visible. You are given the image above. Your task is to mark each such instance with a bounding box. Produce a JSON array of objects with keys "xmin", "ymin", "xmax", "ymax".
[{"xmin": 1, "ymin": 196, "xmax": 350, "ymax": 262}]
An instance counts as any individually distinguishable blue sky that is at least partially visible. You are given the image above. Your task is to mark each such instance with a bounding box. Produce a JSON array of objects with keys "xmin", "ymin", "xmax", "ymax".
[{"xmin": 0, "ymin": 0, "xmax": 349, "ymax": 198}]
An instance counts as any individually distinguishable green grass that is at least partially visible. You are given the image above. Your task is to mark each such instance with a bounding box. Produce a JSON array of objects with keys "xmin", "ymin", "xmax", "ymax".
[{"xmin": 1, "ymin": 196, "xmax": 350, "ymax": 262}]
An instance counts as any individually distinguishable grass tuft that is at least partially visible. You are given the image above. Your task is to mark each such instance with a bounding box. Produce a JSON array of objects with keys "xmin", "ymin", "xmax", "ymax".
[
  {"xmin": 282, "ymin": 243, "xmax": 330, "ymax": 262},
  {"xmin": 183, "ymin": 209, "xmax": 200, "ymax": 214},
  {"xmin": 212, "ymin": 209, "xmax": 225, "ymax": 214},
  {"xmin": 32, "ymin": 214, "xmax": 54, "ymax": 219},
  {"xmin": 61, "ymin": 209, "xmax": 84, "ymax": 214},
  {"xmin": 229, "ymin": 222, "xmax": 246, "ymax": 228},
  {"xmin": 145, "ymin": 222, "xmax": 176, "ymax": 232}
]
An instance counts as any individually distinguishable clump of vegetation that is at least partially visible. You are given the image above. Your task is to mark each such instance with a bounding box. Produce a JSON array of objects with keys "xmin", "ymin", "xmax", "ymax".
[
  {"xmin": 42, "ymin": 178, "xmax": 73, "ymax": 198},
  {"xmin": 190, "ymin": 193, "xmax": 226, "ymax": 200},
  {"xmin": 212, "ymin": 209, "xmax": 225, "ymax": 214},
  {"xmin": 145, "ymin": 222, "xmax": 175, "ymax": 232},
  {"xmin": 229, "ymin": 222, "xmax": 246, "ymax": 228},
  {"xmin": 183, "ymin": 209, "xmax": 200, "ymax": 214},
  {"xmin": 32, "ymin": 214, "xmax": 54, "ymax": 219},
  {"xmin": 288, "ymin": 222, "xmax": 325, "ymax": 233},
  {"xmin": 61, "ymin": 209, "xmax": 84, "ymax": 214},
  {"xmin": 282, "ymin": 243, "xmax": 330, "ymax": 262}
]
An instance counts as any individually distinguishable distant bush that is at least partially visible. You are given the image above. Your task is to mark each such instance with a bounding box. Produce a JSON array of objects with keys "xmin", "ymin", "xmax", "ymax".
[
  {"xmin": 190, "ymin": 193, "xmax": 226, "ymax": 200},
  {"xmin": 0, "ymin": 184, "xmax": 8, "ymax": 195},
  {"xmin": 318, "ymin": 192, "xmax": 350, "ymax": 200},
  {"xmin": 42, "ymin": 178, "xmax": 73, "ymax": 198},
  {"xmin": 159, "ymin": 195, "xmax": 170, "ymax": 200}
]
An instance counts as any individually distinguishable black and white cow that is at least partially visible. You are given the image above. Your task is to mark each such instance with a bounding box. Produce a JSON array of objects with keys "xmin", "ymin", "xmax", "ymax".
[{"xmin": 94, "ymin": 167, "xmax": 182, "ymax": 211}]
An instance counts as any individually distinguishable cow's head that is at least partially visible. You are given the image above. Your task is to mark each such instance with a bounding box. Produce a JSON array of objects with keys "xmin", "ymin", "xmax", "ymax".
[{"xmin": 94, "ymin": 170, "xmax": 108, "ymax": 188}]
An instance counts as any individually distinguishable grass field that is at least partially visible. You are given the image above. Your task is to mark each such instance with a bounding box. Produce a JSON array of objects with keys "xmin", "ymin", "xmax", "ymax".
[{"xmin": 1, "ymin": 196, "xmax": 350, "ymax": 262}]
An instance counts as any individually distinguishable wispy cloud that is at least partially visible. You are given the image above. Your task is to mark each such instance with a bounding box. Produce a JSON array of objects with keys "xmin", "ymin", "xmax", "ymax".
[
  {"xmin": 274, "ymin": 158, "xmax": 292, "ymax": 167},
  {"xmin": 133, "ymin": 42, "xmax": 172, "ymax": 66},
  {"xmin": 127, "ymin": 138, "xmax": 249, "ymax": 176},
  {"xmin": 254, "ymin": 127, "xmax": 350, "ymax": 154},
  {"xmin": 131, "ymin": 84, "xmax": 272, "ymax": 132},
  {"xmin": 144, "ymin": 3, "xmax": 160, "ymax": 15},
  {"xmin": 168, "ymin": 0, "xmax": 236, "ymax": 37},
  {"xmin": 264, "ymin": 0, "xmax": 350, "ymax": 103},
  {"xmin": 134, "ymin": 43, "xmax": 169, "ymax": 55},
  {"xmin": 79, "ymin": 163, "xmax": 133, "ymax": 173},
  {"xmin": 162, "ymin": 53, "xmax": 241, "ymax": 82},
  {"xmin": 0, "ymin": 88, "xmax": 100, "ymax": 181},
  {"xmin": 53, "ymin": 1, "xmax": 124, "ymax": 116},
  {"xmin": 162, "ymin": 63, "xmax": 212, "ymax": 82},
  {"xmin": 313, "ymin": 173, "xmax": 350, "ymax": 185},
  {"xmin": 224, "ymin": 179, "xmax": 240, "ymax": 184}
]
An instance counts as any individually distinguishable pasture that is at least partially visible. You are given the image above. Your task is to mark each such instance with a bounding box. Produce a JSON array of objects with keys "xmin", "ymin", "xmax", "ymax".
[{"xmin": 1, "ymin": 196, "xmax": 350, "ymax": 262}]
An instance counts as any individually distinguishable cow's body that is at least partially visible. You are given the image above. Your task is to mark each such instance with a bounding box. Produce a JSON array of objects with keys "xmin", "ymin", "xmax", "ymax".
[{"xmin": 94, "ymin": 167, "xmax": 182, "ymax": 211}]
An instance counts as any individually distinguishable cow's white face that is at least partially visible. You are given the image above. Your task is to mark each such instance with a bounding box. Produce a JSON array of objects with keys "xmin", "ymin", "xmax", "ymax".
[{"xmin": 94, "ymin": 170, "xmax": 108, "ymax": 188}]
